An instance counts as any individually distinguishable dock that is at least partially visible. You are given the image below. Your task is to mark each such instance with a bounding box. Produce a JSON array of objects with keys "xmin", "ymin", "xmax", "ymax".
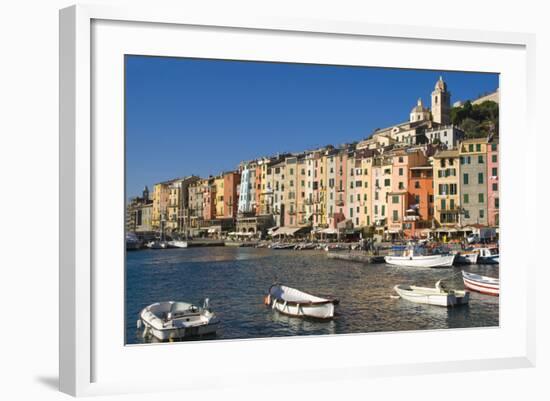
[{"xmin": 325, "ymin": 251, "xmax": 386, "ymax": 264}]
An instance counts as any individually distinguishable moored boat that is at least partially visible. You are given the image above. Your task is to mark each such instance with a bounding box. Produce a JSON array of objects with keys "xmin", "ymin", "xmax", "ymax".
[
  {"xmin": 138, "ymin": 300, "xmax": 219, "ymax": 341},
  {"xmin": 167, "ymin": 240, "xmax": 188, "ymax": 248},
  {"xmin": 474, "ymin": 246, "xmax": 499, "ymax": 264},
  {"xmin": 146, "ymin": 240, "xmax": 168, "ymax": 249},
  {"xmin": 384, "ymin": 245, "xmax": 455, "ymax": 268},
  {"xmin": 453, "ymin": 250, "xmax": 479, "ymax": 265},
  {"xmin": 462, "ymin": 270, "xmax": 500, "ymax": 296},
  {"xmin": 265, "ymin": 284, "xmax": 338, "ymax": 319},
  {"xmin": 393, "ymin": 280, "xmax": 470, "ymax": 307},
  {"xmin": 126, "ymin": 232, "xmax": 141, "ymax": 250}
]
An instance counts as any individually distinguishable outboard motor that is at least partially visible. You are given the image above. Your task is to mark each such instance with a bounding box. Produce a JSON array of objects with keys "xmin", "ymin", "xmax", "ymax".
[{"xmin": 202, "ymin": 298, "xmax": 210, "ymax": 311}]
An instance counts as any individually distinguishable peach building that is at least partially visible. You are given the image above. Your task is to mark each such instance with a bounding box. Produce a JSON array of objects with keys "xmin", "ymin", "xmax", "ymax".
[{"xmin": 223, "ymin": 171, "xmax": 240, "ymax": 219}]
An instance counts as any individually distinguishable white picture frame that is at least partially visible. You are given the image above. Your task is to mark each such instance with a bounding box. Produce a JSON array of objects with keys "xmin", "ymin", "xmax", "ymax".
[{"xmin": 59, "ymin": 4, "xmax": 536, "ymax": 397}]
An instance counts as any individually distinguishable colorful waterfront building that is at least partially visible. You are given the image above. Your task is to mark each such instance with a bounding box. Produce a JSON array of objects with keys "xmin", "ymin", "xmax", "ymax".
[
  {"xmin": 188, "ymin": 179, "xmax": 204, "ymax": 229},
  {"xmin": 433, "ymin": 149, "xmax": 460, "ymax": 226},
  {"xmin": 283, "ymin": 155, "xmax": 299, "ymax": 227},
  {"xmin": 271, "ymin": 160, "xmax": 286, "ymax": 227},
  {"xmin": 237, "ymin": 163, "xmax": 256, "ymax": 215},
  {"xmin": 333, "ymin": 148, "xmax": 348, "ymax": 228},
  {"xmin": 406, "ymin": 166, "xmax": 434, "ymax": 237},
  {"xmin": 126, "ymin": 186, "xmax": 153, "ymax": 232},
  {"xmin": 202, "ymin": 177, "xmax": 216, "ymax": 221},
  {"xmin": 357, "ymin": 149, "xmax": 375, "ymax": 228},
  {"xmin": 297, "ymin": 157, "xmax": 308, "ymax": 226},
  {"xmin": 152, "ymin": 180, "xmax": 174, "ymax": 230},
  {"xmin": 372, "ymin": 154, "xmax": 393, "ymax": 233},
  {"xmin": 387, "ymin": 149, "xmax": 429, "ymax": 238},
  {"xmin": 223, "ymin": 171, "xmax": 241, "ymax": 219},
  {"xmin": 459, "ymin": 138, "xmax": 488, "ymax": 226},
  {"xmin": 487, "ymin": 140, "xmax": 499, "ymax": 226}
]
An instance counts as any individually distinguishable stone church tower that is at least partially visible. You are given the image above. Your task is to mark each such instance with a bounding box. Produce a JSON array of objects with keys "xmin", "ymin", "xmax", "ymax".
[{"xmin": 431, "ymin": 76, "xmax": 450, "ymax": 125}]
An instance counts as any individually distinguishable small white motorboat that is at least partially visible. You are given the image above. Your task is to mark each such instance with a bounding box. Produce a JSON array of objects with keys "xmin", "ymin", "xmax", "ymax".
[
  {"xmin": 265, "ymin": 284, "xmax": 338, "ymax": 319},
  {"xmin": 138, "ymin": 300, "xmax": 219, "ymax": 341},
  {"xmin": 393, "ymin": 280, "xmax": 470, "ymax": 307},
  {"xmin": 462, "ymin": 271, "xmax": 500, "ymax": 296},
  {"xmin": 474, "ymin": 246, "xmax": 499, "ymax": 264},
  {"xmin": 146, "ymin": 240, "xmax": 168, "ymax": 249},
  {"xmin": 385, "ymin": 245, "xmax": 455, "ymax": 268},
  {"xmin": 167, "ymin": 240, "xmax": 188, "ymax": 248},
  {"xmin": 453, "ymin": 250, "xmax": 479, "ymax": 265}
]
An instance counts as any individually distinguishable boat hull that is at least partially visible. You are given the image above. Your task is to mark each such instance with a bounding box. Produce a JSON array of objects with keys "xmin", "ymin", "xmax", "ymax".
[
  {"xmin": 271, "ymin": 298, "xmax": 335, "ymax": 319},
  {"xmin": 168, "ymin": 240, "xmax": 188, "ymax": 248},
  {"xmin": 393, "ymin": 285, "xmax": 469, "ymax": 307},
  {"xmin": 385, "ymin": 254, "xmax": 455, "ymax": 268},
  {"xmin": 141, "ymin": 320, "xmax": 219, "ymax": 341},
  {"xmin": 454, "ymin": 253, "xmax": 479, "ymax": 265},
  {"xmin": 462, "ymin": 271, "xmax": 499, "ymax": 296}
]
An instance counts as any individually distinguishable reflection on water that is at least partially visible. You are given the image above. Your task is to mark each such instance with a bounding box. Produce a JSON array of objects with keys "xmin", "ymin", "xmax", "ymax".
[{"xmin": 126, "ymin": 247, "xmax": 499, "ymax": 344}]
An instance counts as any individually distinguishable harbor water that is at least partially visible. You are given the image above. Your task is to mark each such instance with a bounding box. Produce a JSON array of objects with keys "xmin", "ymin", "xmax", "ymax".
[{"xmin": 126, "ymin": 247, "xmax": 499, "ymax": 344}]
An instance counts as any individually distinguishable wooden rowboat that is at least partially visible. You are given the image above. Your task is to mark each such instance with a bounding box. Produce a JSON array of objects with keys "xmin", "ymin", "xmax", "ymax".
[
  {"xmin": 462, "ymin": 271, "xmax": 499, "ymax": 296},
  {"xmin": 265, "ymin": 284, "xmax": 338, "ymax": 319}
]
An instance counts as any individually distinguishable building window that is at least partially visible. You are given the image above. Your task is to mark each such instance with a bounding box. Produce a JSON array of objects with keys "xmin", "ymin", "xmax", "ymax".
[
  {"xmin": 392, "ymin": 210, "xmax": 399, "ymax": 222},
  {"xmin": 463, "ymin": 194, "xmax": 469, "ymax": 204},
  {"xmin": 491, "ymin": 143, "xmax": 497, "ymax": 151},
  {"xmin": 384, "ymin": 179, "xmax": 390, "ymax": 186},
  {"xmin": 478, "ymin": 193, "xmax": 484, "ymax": 203},
  {"xmin": 468, "ymin": 144, "xmax": 474, "ymax": 152},
  {"xmin": 392, "ymin": 195, "xmax": 399, "ymax": 204},
  {"xmin": 479, "ymin": 209, "xmax": 485, "ymax": 218},
  {"xmin": 374, "ymin": 205, "xmax": 378, "ymax": 214},
  {"xmin": 464, "ymin": 210, "xmax": 470, "ymax": 219},
  {"xmin": 399, "ymin": 167, "xmax": 403, "ymax": 176},
  {"xmin": 398, "ymin": 182, "xmax": 404, "ymax": 190},
  {"xmin": 492, "ymin": 167, "xmax": 498, "ymax": 177},
  {"xmin": 478, "ymin": 155, "xmax": 484, "ymax": 164},
  {"xmin": 495, "ymin": 198, "xmax": 499, "ymax": 209},
  {"xmin": 349, "ymin": 208, "xmax": 353, "ymax": 218},
  {"xmin": 492, "ymin": 154, "xmax": 497, "ymax": 163},
  {"xmin": 414, "ymin": 181, "xmax": 420, "ymax": 189},
  {"xmin": 478, "ymin": 173, "xmax": 484, "ymax": 184},
  {"xmin": 492, "ymin": 183, "xmax": 498, "ymax": 191},
  {"xmin": 381, "ymin": 205, "xmax": 385, "ymax": 216},
  {"xmin": 441, "ymin": 199, "xmax": 446, "ymax": 210},
  {"xmin": 463, "ymin": 173, "xmax": 469, "ymax": 185},
  {"xmin": 476, "ymin": 144, "xmax": 481, "ymax": 152}
]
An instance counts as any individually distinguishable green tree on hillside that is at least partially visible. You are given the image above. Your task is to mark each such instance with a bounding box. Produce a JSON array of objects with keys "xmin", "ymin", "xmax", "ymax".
[{"xmin": 450, "ymin": 100, "xmax": 498, "ymax": 139}]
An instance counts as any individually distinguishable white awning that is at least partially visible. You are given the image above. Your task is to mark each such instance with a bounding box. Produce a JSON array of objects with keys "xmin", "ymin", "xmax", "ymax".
[{"xmin": 321, "ymin": 228, "xmax": 338, "ymax": 235}]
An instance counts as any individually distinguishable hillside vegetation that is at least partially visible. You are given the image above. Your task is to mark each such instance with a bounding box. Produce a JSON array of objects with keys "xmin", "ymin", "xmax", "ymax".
[{"xmin": 450, "ymin": 100, "xmax": 499, "ymax": 139}]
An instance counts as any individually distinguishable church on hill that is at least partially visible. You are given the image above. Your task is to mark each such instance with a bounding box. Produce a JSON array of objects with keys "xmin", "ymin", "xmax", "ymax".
[{"xmin": 358, "ymin": 76, "xmax": 464, "ymax": 151}]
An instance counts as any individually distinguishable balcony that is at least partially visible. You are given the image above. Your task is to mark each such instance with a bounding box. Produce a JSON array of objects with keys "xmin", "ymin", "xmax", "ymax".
[{"xmin": 336, "ymin": 200, "xmax": 345, "ymax": 206}]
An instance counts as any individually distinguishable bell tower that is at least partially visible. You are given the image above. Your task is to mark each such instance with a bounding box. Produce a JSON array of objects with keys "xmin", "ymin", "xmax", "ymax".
[{"xmin": 431, "ymin": 76, "xmax": 450, "ymax": 125}]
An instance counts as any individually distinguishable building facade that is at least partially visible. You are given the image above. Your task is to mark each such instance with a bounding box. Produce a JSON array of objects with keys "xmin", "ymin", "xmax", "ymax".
[{"xmin": 459, "ymin": 138, "xmax": 488, "ymax": 226}]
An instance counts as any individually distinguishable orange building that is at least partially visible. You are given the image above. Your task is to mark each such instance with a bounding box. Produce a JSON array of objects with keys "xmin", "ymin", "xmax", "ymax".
[
  {"xmin": 405, "ymin": 166, "xmax": 434, "ymax": 238},
  {"xmin": 223, "ymin": 171, "xmax": 241, "ymax": 219}
]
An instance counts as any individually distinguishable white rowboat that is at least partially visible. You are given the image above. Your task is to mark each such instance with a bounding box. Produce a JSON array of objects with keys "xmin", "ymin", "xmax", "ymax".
[
  {"xmin": 265, "ymin": 284, "xmax": 337, "ymax": 319},
  {"xmin": 462, "ymin": 271, "xmax": 500, "ymax": 296},
  {"xmin": 393, "ymin": 281, "xmax": 470, "ymax": 307},
  {"xmin": 138, "ymin": 300, "xmax": 219, "ymax": 341}
]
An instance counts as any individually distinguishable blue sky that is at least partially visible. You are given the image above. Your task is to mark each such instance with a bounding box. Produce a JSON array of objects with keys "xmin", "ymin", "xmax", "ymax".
[{"xmin": 125, "ymin": 56, "xmax": 498, "ymax": 197}]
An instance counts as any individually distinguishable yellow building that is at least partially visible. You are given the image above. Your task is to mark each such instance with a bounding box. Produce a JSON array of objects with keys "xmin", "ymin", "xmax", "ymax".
[
  {"xmin": 151, "ymin": 181, "xmax": 172, "ymax": 230},
  {"xmin": 214, "ymin": 176, "xmax": 225, "ymax": 218},
  {"xmin": 433, "ymin": 149, "xmax": 461, "ymax": 226}
]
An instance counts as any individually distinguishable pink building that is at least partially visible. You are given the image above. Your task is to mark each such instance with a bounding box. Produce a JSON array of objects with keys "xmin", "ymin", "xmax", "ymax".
[{"xmin": 487, "ymin": 141, "xmax": 499, "ymax": 226}]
